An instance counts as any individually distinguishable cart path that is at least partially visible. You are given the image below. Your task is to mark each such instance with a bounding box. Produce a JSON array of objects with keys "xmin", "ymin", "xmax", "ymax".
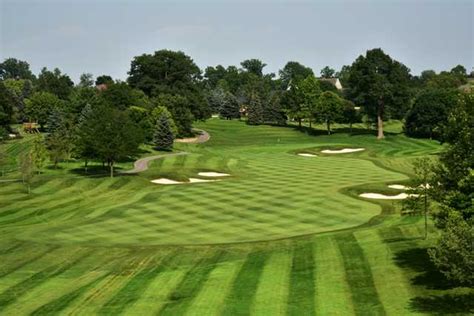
[{"xmin": 122, "ymin": 152, "xmax": 189, "ymax": 174}]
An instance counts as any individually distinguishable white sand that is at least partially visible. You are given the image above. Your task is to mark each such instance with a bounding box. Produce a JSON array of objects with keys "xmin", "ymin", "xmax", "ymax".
[
  {"xmin": 321, "ymin": 148, "xmax": 365, "ymax": 154},
  {"xmin": 151, "ymin": 178, "xmax": 183, "ymax": 185},
  {"xmin": 198, "ymin": 172, "xmax": 230, "ymax": 177},
  {"xmin": 298, "ymin": 153, "xmax": 318, "ymax": 157},
  {"xmin": 8, "ymin": 134, "xmax": 16, "ymax": 138},
  {"xmin": 211, "ymin": 114, "xmax": 219, "ymax": 118},
  {"xmin": 188, "ymin": 178, "xmax": 219, "ymax": 183},
  {"xmin": 359, "ymin": 192, "xmax": 419, "ymax": 200},
  {"xmin": 388, "ymin": 184, "xmax": 408, "ymax": 190}
]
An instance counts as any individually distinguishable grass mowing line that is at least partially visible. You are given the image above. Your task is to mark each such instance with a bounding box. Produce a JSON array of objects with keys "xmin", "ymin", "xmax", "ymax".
[
  {"xmin": 252, "ymin": 248, "xmax": 292, "ymax": 315},
  {"xmin": 355, "ymin": 228, "xmax": 419, "ymax": 315},
  {"xmin": 336, "ymin": 234, "xmax": 385, "ymax": 315},
  {"xmin": 97, "ymin": 250, "xmax": 177, "ymax": 315},
  {"xmin": 0, "ymin": 249, "xmax": 93, "ymax": 312},
  {"xmin": 287, "ymin": 242, "xmax": 316, "ymax": 316},
  {"xmin": 0, "ymin": 245, "xmax": 58, "ymax": 278},
  {"xmin": 158, "ymin": 250, "xmax": 225, "ymax": 316},
  {"xmin": 184, "ymin": 254, "xmax": 246, "ymax": 316},
  {"xmin": 220, "ymin": 250, "xmax": 270, "ymax": 316},
  {"xmin": 313, "ymin": 236, "xmax": 355, "ymax": 315},
  {"xmin": 30, "ymin": 273, "xmax": 110, "ymax": 316}
]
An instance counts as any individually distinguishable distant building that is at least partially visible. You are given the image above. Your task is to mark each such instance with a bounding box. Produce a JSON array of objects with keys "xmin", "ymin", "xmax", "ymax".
[{"xmin": 318, "ymin": 78, "xmax": 343, "ymax": 90}]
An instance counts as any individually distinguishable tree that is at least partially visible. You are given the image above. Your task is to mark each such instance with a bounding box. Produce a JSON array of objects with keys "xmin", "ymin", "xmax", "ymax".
[
  {"xmin": 281, "ymin": 83, "xmax": 305, "ymax": 127},
  {"xmin": 85, "ymin": 104, "xmax": 143, "ymax": 177},
  {"xmin": 19, "ymin": 150, "xmax": 35, "ymax": 194},
  {"xmin": 95, "ymin": 75, "xmax": 114, "ymax": 86},
  {"xmin": 151, "ymin": 106, "xmax": 178, "ymax": 136},
  {"xmin": 299, "ymin": 75, "xmax": 321, "ymax": 128},
  {"xmin": 279, "ymin": 61, "xmax": 314, "ymax": 90},
  {"xmin": 318, "ymin": 80, "xmax": 338, "ymax": 93},
  {"xmin": 347, "ymin": 48, "xmax": 411, "ymax": 139},
  {"xmin": 219, "ymin": 91, "xmax": 240, "ymax": 120},
  {"xmin": 24, "ymin": 92, "xmax": 63, "ymax": 129},
  {"xmin": 127, "ymin": 106, "xmax": 153, "ymax": 141},
  {"xmin": 340, "ymin": 100, "xmax": 360, "ymax": 133},
  {"xmin": 428, "ymin": 213, "xmax": 473, "ymax": 286},
  {"xmin": 320, "ymin": 66, "xmax": 335, "ymax": 78},
  {"xmin": 46, "ymin": 110, "xmax": 75, "ymax": 168},
  {"xmin": 208, "ymin": 85, "xmax": 227, "ymax": 114},
  {"xmin": 420, "ymin": 70, "xmax": 436, "ymax": 83},
  {"xmin": 450, "ymin": 65, "xmax": 467, "ymax": 77},
  {"xmin": 31, "ymin": 135, "xmax": 48, "ymax": 174},
  {"xmin": 427, "ymin": 92, "xmax": 473, "ymax": 285},
  {"xmin": 263, "ymin": 92, "xmax": 286, "ymax": 125},
  {"xmin": 153, "ymin": 113, "xmax": 175, "ymax": 151},
  {"xmin": 100, "ymin": 82, "xmax": 150, "ymax": 110},
  {"xmin": 402, "ymin": 157, "xmax": 436, "ymax": 239},
  {"xmin": 247, "ymin": 92, "xmax": 264, "ymax": 125},
  {"xmin": 0, "ymin": 82, "xmax": 15, "ymax": 128},
  {"xmin": 128, "ymin": 50, "xmax": 209, "ymax": 120},
  {"xmin": 316, "ymin": 91, "xmax": 344, "ymax": 134},
  {"xmin": 79, "ymin": 73, "xmax": 94, "ymax": 87},
  {"xmin": 152, "ymin": 94, "xmax": 194, "ymax": 136},
  {"xmin": 75, "ymin": 103, "xmax": 96, "ymax": 173},
  {"xmin": 0, "ymin": 58, "xmax": 35, "ymax": 80},
  {"xmin": 404, "ymin": 88, "xmax": 458, "ymax": 139},
  {"xmin": 3, "ymin": 78, "xmax": 33, "ymax": 122},
  {"xmin": 336, "ymin": 65, "xmax": 351, "ymax": 87},
  {"xmin": 37, "ymin": 67, "xmax": 74, "ymax": 99},
  {"xmin": 240, "ymin": 59, "xmax": 266, "ymax": 77}
]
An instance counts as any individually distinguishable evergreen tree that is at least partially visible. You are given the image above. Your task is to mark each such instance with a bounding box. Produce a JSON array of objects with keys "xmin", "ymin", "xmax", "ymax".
[
  {"xmin": 219, "ymin": 92, "xmax": 240, "ymax": 120},
  {"xmin": 247, "ymin": 92, "xmax": 264, "ymax": 125},
  {"xmin": 153, "ymin": 113, "xmax": 175, "ymax": 151}
]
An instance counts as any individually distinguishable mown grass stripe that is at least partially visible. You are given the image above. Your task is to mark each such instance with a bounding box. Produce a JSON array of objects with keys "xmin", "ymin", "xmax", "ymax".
[
  {"xmin": 98, "ymin": 251, "xmax": 176, "ymax": 315},
  {"xmin": 0, "ymin": 250, "xmax": 93, "ymax": 311},
  {"xmin": 30, "ymin": 273, "xmax": 109, "ymax": 316},
  {"xmin": 336, "ymin": 234, "xmax": 386, "ymax": 315},
  {"xmin": 0, "ymin": 246, "xmax": 58, "ymax": 278},
  {"xmin": 221, "ymin": 250, "xmax": 270, "ymax": 315},
  {"xmin": 158, "ymin": 250, "xmax": 224, "ymax": 316},
  {"xmin": 287, "ymin": 242, "xmax": 316, "ymax": 316}
]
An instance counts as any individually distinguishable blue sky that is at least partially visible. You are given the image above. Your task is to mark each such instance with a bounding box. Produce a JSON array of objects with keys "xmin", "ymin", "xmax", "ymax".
[{"xmin": 1, "ymin": 0, "xmax": 472, "ymax": 82}]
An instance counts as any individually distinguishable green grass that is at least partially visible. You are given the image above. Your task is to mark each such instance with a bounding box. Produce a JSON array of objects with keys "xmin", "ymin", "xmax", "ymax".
[{"xmin": 0, "ymin": 119, "xmax": 472, "ymax": 315}]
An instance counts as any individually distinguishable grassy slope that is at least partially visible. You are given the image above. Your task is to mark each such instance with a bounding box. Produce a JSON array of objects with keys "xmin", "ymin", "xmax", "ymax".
[{"xmin": 0, "ymin": 119, "xmax": 472, "ymax": 315}]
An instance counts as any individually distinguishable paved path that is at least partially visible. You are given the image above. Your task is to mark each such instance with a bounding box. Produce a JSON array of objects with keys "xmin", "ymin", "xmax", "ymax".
[
  {"xmin": 174, "ymin": 129, "xmax": 210, "ymax": 144},
  {"xmin": 122, "ymin": 152, "xmax": 189, "ymax": 174}
]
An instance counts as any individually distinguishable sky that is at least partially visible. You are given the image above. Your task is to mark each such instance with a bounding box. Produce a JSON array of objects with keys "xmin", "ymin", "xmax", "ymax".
[{"xmin": 1, "ymin": 0, "xmax": 473, "ymax": 83}]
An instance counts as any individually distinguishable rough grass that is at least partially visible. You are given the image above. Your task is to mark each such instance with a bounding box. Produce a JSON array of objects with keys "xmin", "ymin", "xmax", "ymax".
[{"xmin": 0, "ymin": 119, "xmax": 471, "ymax": 315}]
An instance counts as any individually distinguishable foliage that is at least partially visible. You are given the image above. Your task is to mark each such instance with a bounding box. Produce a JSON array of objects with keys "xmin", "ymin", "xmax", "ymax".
[
  {"xmin": 152, "ymin": 94, "xmax": 194, "ymax": 137},
  {"xmin": 127, "ymin": 106, "xmax": 153, "ymax": 141},
  {"xmin": 219, "ymin": 91, "xmax": 240, "ymax": 120},
  {"xmin": 100, "ymin": 82, "xmax": 150, "ymax": 110},
  {"xmin": 151, "ymin": 105, "xmax": 178, "ymax": 136},
  {"xmin": 315, "ymin": 91, "xmax": 344, "ymax": 134},
  {"xmin": 0, "ymin": 82, "xmax": 15, "ymax": 127},
  {"xmin": 24, "ymin": 91, "xmax": 63, "ymax": 128},
  {"xmin": 299, "ymin": 75, "xmax": 321, "ymax": 127},
  {"xmin": 318, "ymin": 80, "xmax": 338, "ymax": 93},
  {"xmin": 247, "ymin": 92, "xmax": 264, "ymax": 125},
  {"xmin": 3, "ymin": 79, "xmax": 33, "ymax": 122},
  {"xmin": 208, "ymin": 85, "xmax": 227, "ymax": 114},
  {"xmin": 37, "ymin": 67, "xmax": 74, "ymax": 99},
  {"xmin": 153, "ymin": 113, "xmax": 175, "ymax": 151},
  {"xmin": 31, "ymin": 135, "xmax": 48, "ymax": 173},
  {"xmin": 95, "ymin": 75, "xmax": 114, "ymax": 86},
  {"xmin": 404, "ymin": 88, "xmax": 458, "ymax": 139},
  {"xmin": 279, "ymin": 61, "xmax": 314, "ymax": 90},
  {"xmin": 428, "ymin": 213, "xmax": 473, "ymax": 286},
  {"xmin": 0, "ymin": 58, "xmax": 35, "ymax": 80},
  {"xmin": 240, "ymin": 59, "xmax": 267, "ymax": 77},
  {"xmin": 78, "ymin": 73, "xmax": 94, "ymax": 87},
  {"xmin": 320, "ymin": 66, "xmax": 335, "ymax": 78},
  {"xmin": 339, "ymin": 100, "xmax": 361, "ymax": 132},
  {"xmin": 347, "ymin": 48, "xmax": 411, "ymax": 138},
  {"xmin": 46, "ymin": 109, "xmax": 76, "ymax": 168}
]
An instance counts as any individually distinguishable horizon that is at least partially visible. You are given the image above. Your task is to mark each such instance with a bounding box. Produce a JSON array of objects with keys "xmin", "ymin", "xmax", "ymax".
[{"xmin": 1, "ymin": 0, "xmax": 473, "ymax": 82}]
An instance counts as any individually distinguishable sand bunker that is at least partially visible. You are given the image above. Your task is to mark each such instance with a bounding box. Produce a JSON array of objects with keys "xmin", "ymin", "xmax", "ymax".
[
  {"xmin": 321, "ymin": 148, "xmax": 365, "ymax": 154},
  {"xmin": 151, "ymin": 178, "xmax": 184, "ymax": 185},
  {"xmin": 198, "ymin": 172, "xmax": 230, "ymax": 177},
  {"xmin": 151, "ymin": 177, "xmax": 219, "ymax": 185},
  {"xmin": 388, "ymin": 184, "xmax": 408, "ymax": 190},
  {"xmin": 359, "ymin": 193, "xmax": 419, "ymax": 200},
  {"xmin": 188, "ymin": 178, "xmax": 218, "ymax": 183},
  {"xmin": 298, "ymin": 153, "xmax": 318, "ymax": 157}
]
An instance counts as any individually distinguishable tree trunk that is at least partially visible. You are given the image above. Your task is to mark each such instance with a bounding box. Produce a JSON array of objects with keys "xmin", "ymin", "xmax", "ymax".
[
  {"xmin": 309, "ymin": 118, "xmax": 312, "ymax": 128},
  {"xmin": 377, "ymin": 100, "xmax": 385, "ymax": 139},
  {"xmin": 327, "ymin": 121, "xmax": 331, "ymax": 135},
  {"xmin": 298, "ymin": 118, "xmax": 302, "ymax": 128},
  {"xmin": 110, "ymin": 161, "xmax": 114, "ymax": 178},
  {"xmin": 350, "ymin": 122, "xmax": 353, "ymax": 134},
  {"xmin": 84, "ymin": 159, "xmax": 88, "ymax": 174}
]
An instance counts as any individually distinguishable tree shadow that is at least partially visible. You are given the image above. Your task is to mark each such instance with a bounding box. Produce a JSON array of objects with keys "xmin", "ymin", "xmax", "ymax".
[
  {"xmin": 394, "ymin": 247, "xmax": 458, "ymax": 290},
  {"xmin": 68, "ymin": 165, "xmax": 125, "ymax": 178},
  {"xmin": 409, "ymin": 293, "xmax": 474, "ymax": 315}
]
